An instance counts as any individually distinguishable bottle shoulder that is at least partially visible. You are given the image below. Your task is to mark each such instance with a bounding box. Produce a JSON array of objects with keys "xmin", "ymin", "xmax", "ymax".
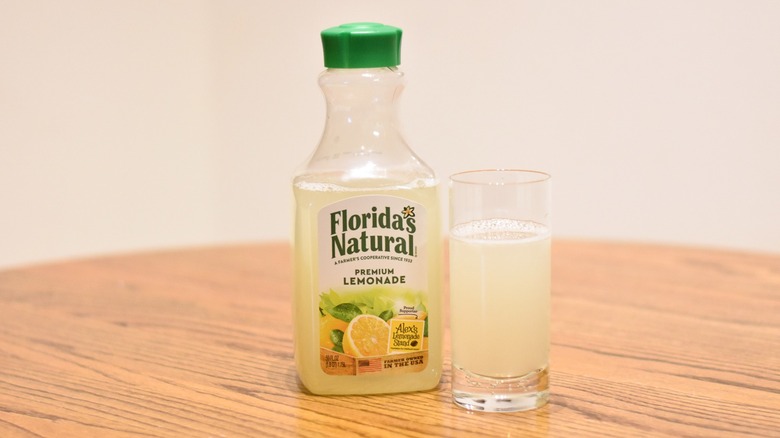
[
  {"xmin": 294, "ymin": 148, "xmax": 436, "ymax": 183},
  {"xmin": 293, "ymin": 173, "xmax": 438, "ymax": 191}
]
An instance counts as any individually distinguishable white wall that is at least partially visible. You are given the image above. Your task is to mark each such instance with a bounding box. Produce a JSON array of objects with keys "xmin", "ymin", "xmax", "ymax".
[
  {"xmin": 0, "ymin": 1, "xmax": 218, "ymax": 268},
  {"xmin": 2, "ymin": 1, "xmax": 779, "ymax": 269}
]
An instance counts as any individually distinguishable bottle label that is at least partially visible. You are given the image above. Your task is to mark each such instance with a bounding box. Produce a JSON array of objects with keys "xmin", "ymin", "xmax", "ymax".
[{"xmin": 317, "ymin": 195, "xmax": 429, "ymax": 375}]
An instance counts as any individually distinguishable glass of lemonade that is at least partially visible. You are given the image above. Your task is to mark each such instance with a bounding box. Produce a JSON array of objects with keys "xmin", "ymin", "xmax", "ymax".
[{"xmin": 449, "ymin": 169, "xmax": 551, "ymax": 412}]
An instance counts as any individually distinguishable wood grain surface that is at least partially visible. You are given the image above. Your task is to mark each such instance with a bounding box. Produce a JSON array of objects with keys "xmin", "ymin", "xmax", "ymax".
[{"xmin": 0, "ymin": 241, "xmax": 778, "ymax": 437}]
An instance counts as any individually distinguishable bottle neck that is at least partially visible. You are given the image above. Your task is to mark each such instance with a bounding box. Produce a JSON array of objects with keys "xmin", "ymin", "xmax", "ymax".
[{"xmin": 318, "ymin": 67, "xmax": 405, "ymax": 153}]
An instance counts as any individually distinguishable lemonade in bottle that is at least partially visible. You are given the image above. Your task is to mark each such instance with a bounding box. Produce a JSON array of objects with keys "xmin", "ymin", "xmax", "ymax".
[{"xmin": 292, "ymin": 23, "xmax": 442, "ymax": 395}]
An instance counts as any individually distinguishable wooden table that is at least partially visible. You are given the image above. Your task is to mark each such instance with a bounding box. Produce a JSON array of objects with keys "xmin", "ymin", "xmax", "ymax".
[{"xmin": 1, "ymin": 241, "xmax": 778, "ymax": 437}]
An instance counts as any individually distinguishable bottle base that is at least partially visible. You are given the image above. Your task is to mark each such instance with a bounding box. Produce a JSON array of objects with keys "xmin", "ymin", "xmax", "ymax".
[{"xmin": 297, "ymin": 366, "xmax": 443, "ymax": 395}]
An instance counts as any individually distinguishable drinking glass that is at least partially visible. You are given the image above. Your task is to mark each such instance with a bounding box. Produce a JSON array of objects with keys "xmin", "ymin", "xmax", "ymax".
[{"xmin": 449, "ymin": 169, "xmax": 551, "ymax": 412}]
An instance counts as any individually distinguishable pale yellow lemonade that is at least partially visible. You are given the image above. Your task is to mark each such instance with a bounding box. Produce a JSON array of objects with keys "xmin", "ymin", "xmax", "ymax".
[
  {"xmin": 293, "ymin": 180, "xmax": 443, "ymax": 395},
  {"xmin": 449, "ymin": 219, "xmax": 550, "ymax": 378}
]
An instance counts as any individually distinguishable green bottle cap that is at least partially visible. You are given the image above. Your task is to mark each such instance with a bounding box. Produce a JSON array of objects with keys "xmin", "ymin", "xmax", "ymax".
[{"xmin": 321, "ymin": 23, "xmax": 402, "ymax": 68}]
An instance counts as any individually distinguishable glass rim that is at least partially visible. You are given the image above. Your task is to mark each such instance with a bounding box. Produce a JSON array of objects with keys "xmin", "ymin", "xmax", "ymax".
[{"xmin": 449, "ymin": 169, "xmax": 551, "ymax": 186}]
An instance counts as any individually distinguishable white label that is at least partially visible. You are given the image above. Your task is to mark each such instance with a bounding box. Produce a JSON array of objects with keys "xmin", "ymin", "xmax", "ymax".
[
  {"xmin": 316, "ymin": 195, "xmax": 430, "ymax": 375},
  {"xmin": 318, "ymin": 196, "xmax": 426, "ymax": 292}
]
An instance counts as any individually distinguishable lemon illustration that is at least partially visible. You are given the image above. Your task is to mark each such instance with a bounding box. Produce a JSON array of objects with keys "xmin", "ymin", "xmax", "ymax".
[{"xmin": 343, "ymin": 314, "xmax": 391, "ymax": 357}]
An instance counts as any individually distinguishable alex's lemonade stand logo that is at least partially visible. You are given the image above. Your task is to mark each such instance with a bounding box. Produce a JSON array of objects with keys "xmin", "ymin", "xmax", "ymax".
[{"xmin": 317, "ymin": 197, "xmax": 429, "ymax": 376}]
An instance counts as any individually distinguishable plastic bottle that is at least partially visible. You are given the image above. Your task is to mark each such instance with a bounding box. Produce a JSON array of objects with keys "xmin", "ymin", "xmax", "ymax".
[{"xmin": 292, "ymin": 23, "xmax": 442, "ymax": 395}]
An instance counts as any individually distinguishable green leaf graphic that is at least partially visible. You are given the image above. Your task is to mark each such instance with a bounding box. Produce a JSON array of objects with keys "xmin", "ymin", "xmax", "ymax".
[
  {"xmin": 330, "ymin": 303, "xmax": 362, "ymax": 322},
  {"xmin": 378, "ymin": 310, "xmax": 394, "ymax": 322},
  {"xmin": 330, "ymin": 329, "xmax": 344, "ymax": 346}
]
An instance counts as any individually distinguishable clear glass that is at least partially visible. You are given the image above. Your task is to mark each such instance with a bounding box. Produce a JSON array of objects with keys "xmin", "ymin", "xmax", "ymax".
[{"xmin": 449, "ymin": 169, "xmax": 551, "ymax": 412}]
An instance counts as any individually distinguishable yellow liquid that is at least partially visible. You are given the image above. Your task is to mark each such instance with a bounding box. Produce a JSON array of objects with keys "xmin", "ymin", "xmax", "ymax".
[
  {"xmin": 449, "ymin": 219, "xmax": 550, "ymax": 378},
  {"xmin": 293, "ymin": 181, "xmax": 443, "ymax": 394}
]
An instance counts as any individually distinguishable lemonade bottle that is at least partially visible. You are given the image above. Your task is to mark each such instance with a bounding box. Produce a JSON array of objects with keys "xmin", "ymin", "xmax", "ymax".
[{"xmin": 292, "ymin": 23, "xmax": 442, "ymax": 395}]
